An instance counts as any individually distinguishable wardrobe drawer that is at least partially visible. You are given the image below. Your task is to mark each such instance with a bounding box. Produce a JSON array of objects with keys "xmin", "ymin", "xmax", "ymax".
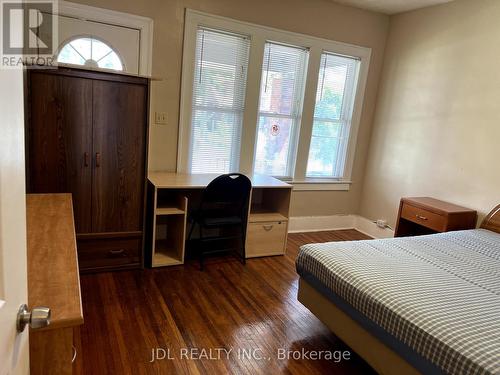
[
  {"xmin": 246, "ymin": 221, "xmax": 287, "ymax": 258},
  {"xmin": 77, "ymin": 236, "xmax": 141, "ymax": 272},
  {"xmin": 400, "ymin": 203, "xmax": 447, "ymax": 232}
]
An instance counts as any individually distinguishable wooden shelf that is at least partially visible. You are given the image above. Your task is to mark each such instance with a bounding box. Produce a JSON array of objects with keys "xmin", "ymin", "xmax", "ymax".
[
  {"xmin": 249, "ymin": 210, "xmax": 288, "ymax": 223},
  {"xmin": 156, "ymin": 207, "xmax": 185, "ymax": 215},
  {"xmin": 26, "ymin": 194, "xmax": 83, "ymax": 329},
  {"xmin": 249, "ymin": 205, "xmax": 288, "ymax": 223},
  {"xmin": 153, "ymin": 250, "xmax": 183, "ymax": 267},
  {"xmin": 152, "ymin": 202, "xmax": 186, "ymax": 267},
  {"xmin": 26, "ymin": 195, "xmax": 85, "ymax": 375}
]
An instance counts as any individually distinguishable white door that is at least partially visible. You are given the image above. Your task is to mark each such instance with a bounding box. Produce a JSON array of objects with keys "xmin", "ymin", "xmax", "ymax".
[{"xmin": 0, "ymin": 67, "xmax": 30, "ymax": 374}]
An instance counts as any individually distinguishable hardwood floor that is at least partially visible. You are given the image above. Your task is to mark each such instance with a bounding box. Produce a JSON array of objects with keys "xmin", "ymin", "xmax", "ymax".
[{"xmin": 74, "ymin": 229, "xmax": 375, "ymax": 375}]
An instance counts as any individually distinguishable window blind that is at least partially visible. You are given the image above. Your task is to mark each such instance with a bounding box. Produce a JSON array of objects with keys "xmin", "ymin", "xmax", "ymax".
[
  {"xmin": 189, "ymin": 27, "xmax": 250, "ymax": 173},
  {"xmin": 253, "ymin": 42, "xmax": 308, "ymax": 178},
  {"xmin": 306, "ymin": 52, "xmax": 359, "ymax": 178}
]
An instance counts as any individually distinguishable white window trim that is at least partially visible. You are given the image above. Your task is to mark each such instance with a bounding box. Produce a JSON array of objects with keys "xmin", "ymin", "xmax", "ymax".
[
  {"xmin": 178, "ymin": 9, "xmax": 371, "ymax": 190},
  {"xmin": 58, "ymin": 1, "xmax": 153, "ymax": 76},
  {"xmin": 56, "ymin": 35, "xmax": 126, "ymax": 71},
  {"xmin": 291, "ymin": 181, "xmax": 352, "ymax": 191},
  {"xmin": 254, "ymin": 42, "xmax": 309, "ymax": 179}
]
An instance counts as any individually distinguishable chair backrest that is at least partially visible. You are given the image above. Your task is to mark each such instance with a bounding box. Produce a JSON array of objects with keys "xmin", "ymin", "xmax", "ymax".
[{"xmin": 199, "ymin": 173, "xmax": 252, "ymax": 219}]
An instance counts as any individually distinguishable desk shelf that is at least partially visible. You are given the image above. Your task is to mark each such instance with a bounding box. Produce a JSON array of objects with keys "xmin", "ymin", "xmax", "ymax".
[
  {"xmin": 156, "ymin": 207, "xmax": 185, "ymax": 215},
  {"xmin": 153, "ymin": 241, "xmax": 183, "ymax": 266},
  {"xmin": 150, "ymin": 195, "xmax": 187, "ymax": 267},
  {"xmin": 249, "ymin": 208, "xmax": 288, "ymax": 223}
]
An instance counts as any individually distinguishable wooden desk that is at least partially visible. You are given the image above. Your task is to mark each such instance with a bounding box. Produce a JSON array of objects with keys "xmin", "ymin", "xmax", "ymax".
[
  {"xmin": 146, "ymin": 173, "xmax": 293, "ymax": 267},
  {"xmin": 395, "ymin": 197, "xmax": 477, "ymax": 237},
  {"xmin": 26, "ymin": 194, "xmax": 83, "ymax": 375}
]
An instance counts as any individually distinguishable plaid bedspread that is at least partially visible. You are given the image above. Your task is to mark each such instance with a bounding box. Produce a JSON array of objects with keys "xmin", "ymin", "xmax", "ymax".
[{"xmin": 296, "ymin": 229, "xmax": 500, "ymax": 375}]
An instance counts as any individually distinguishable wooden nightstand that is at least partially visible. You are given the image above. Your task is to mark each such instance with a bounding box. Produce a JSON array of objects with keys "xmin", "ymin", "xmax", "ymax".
[{"xmin": 395, "ymin": 197, "xmax": 477, "ymax": 237}]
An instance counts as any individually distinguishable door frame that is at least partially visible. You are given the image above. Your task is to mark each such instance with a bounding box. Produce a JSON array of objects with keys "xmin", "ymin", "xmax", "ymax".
[
  {"xmin": 0, "ymin": 65, "xmax": 30, "ymax": 375},
  {"xmin": 58, "ymin": 1, "xmax": 153, "ymax": 76}
]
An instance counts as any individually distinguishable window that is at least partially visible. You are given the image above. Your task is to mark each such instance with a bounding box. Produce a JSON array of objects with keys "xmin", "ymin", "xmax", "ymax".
[
  {"xmin": 306, "ymin": 53, "xmax": 359, "ymax": 178},
  {"xmin": 188, "ymin": 27, "xmax": 250, "ymax": 173},
  {"xmin": 57, "ymin": 37, "xmax": 123, "ymax": 71},
  {"xmin": 253, "ymin": 42, "xmax": 308, "ymax": 178},
  {"xmin": 179, "ymin": 11, "xmax": 371, "ymax": 189}
]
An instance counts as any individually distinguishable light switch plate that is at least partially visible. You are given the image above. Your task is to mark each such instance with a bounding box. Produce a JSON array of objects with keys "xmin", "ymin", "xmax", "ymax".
[{"xmin": 155, "ymin": 111, "xmax": 168, "ymax": 125}]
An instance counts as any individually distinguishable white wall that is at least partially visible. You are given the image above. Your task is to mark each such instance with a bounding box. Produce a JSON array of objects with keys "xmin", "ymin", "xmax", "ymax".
[
  {"xmin": 72, "ymin": 0, "xmax": 390, "ymax": 217},
  {"xmin": 360, "ymin": 0, "xmax": 500, "ymax": 226}
]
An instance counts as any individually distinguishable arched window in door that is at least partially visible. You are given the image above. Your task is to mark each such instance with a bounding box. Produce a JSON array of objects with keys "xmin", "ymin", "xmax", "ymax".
[{"xmin": 57, "ymin": 36, "xmax": 124, "ymax": 71}]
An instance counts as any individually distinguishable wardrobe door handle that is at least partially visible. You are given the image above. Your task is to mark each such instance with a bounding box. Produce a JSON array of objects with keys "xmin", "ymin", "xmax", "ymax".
[
  {"xmin": 95, "ymin": 152, "xmax": 101, "ymax": 167},
  {"xmin": 109, "ymin": 249, "xmax": 125, "ymax": 256},
  {"xmin": 84, "ymin": 152, "xmax": 89, "ymax": 167}
]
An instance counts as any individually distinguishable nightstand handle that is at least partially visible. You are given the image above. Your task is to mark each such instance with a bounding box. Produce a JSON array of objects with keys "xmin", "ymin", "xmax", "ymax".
[{"xmin": 415, "ymin": 214, "xmax": 428, "ymax": 221}]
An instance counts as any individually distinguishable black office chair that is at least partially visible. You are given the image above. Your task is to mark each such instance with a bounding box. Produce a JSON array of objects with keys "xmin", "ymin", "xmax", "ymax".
[{"xmin": 187, "ymin": 173, "xmax": 252, "ymax": 270}]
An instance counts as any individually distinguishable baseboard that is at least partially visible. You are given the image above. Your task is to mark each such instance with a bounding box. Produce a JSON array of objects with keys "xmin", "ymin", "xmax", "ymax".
[
  {"xmin": 289, "ymin": 214, "xmax": 394, "ymax": 239},
  {"xmin": 288, "ymin": 215, "xmax": 356, "ymax": 233},
  {"xmin": 353, "ymin": 216, "xmax": 394, "ymax": 239}
]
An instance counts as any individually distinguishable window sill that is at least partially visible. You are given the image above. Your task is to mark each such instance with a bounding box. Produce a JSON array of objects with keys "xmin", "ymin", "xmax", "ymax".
[{"xmin": 288, "ymin": 180, "xmax": 352, "ymax": 191}]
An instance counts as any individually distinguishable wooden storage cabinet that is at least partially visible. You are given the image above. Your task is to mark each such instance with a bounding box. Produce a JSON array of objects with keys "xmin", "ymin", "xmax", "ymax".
[
  {"xmin": 395, "ymin": 197, "xmax": 477, "ymax": 237},
  {"xmin": 145, "ymin": 184, "xmax": 188, "ymax": 267},
  {"xmin": 246, "ymin": 186, "xmax": 291, "ymax": 258},
  {"xmin": 246, "ymin": 221, "xmax": 287, "ymax": 257},
  {"xmin": 153, "ymin": 195, "xmax": 188, "ymax": 267},
  {"xmin": 26, "ymin": 67, "xmax": 149, "ymax": 272}
]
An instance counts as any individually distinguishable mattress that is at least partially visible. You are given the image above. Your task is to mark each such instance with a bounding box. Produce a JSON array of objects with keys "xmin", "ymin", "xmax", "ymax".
[{"xmin": 296, "ymin": 229, "xmax": 500, "ymax": 375}]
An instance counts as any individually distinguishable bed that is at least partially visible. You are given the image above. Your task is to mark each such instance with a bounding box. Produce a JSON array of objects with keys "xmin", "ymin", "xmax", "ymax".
[{"xmin": 296, "ymin": 204, "xmax": 500, "ymax": 375}]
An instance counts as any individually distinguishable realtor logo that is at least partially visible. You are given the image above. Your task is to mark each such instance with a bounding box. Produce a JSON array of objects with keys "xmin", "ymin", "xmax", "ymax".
[{"xmin": 1, "ymin": 0, "xmax": 57, "ymax": 68}]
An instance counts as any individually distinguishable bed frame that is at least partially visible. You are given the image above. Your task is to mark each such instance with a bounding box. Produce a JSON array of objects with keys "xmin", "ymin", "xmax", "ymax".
[
  {"xmin": 298, "ymin": 205, "xmax": 500, "ymax": 375},
  {"xmin": 480, "ymin": 204, "xmax": 500, "ymax": 234}
]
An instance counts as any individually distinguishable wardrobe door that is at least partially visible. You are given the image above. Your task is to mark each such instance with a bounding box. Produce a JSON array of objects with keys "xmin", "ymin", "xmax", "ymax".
[
  {"xmin": 28, "ymin": 72, "xmax": 93, "ymax": 233},
  {"xmin": 91, "ymin": 79, "xmax": 147, "ymax": 233}
]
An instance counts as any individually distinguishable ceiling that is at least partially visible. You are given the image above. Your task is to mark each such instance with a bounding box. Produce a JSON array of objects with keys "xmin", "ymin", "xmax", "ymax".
[{"xmin": 330, "ymin": 0, "xmax": 454, "ymax": 14}]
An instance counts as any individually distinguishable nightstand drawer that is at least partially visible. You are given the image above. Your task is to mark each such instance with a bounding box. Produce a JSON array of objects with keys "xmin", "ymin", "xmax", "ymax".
[
  {"xmin": 395, "ymin": 197, "xmax": 477, "ymax": 237},
  {"xmin": 401, "ymin": 203, "xmax": 446, "ymax": 232}
]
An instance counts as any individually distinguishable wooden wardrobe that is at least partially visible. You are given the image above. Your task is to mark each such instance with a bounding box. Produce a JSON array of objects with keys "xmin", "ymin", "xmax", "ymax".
[{"xmin": 26, "ymin": 67, "xmax": 149, "ymax": 272}]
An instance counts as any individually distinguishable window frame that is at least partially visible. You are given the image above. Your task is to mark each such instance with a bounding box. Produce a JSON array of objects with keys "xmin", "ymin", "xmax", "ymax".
[
  {"xmin": 178, "ymin": 9, "xmax": 371, "ymax": 190},
  {"xmin": 306, "ymin": 52, "xmax": 360, "ymax": 179},
  {"xmin": 56, "ymin": 35, "xmax": 125, "ymax": 71},
  {"xmin": 253, "ymin": 41, "xmax": 309, "ymax": 179},
  {"xmin": 187, "ymin": 27, "xmax": 251, "ymax": 174}
]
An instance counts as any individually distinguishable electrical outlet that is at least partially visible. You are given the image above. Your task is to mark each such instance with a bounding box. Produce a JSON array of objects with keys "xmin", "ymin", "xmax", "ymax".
[{"xmin": 155, "ymin": 112, "xmax": 168, "ymax": 125}]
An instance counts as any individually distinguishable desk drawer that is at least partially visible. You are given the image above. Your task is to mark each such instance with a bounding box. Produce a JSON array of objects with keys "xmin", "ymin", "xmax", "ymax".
[
  {"xmin": 246, "ymin": 221, "xmax": 287, "ymax": 258},
  {"xmin": 78, "ymin": 236, "xmax": 141, "ymax": 271},
  {"xmin": 401, "ymin": 203, "xmax": 446, "ymax": 232}
]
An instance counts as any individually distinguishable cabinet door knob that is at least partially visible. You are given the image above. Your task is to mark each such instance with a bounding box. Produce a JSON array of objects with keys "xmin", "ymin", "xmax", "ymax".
[
  {"xmin": 95, "ymin": 152, "xmax": 101, "ymax": 167},
  {"xmin": 416, "ymin": 214, "xmax": 428, "ymax": 221},
  {"xmin": 84, "ymin": 152, "xmax": 89, "ymax": 167},
  {"xmin": 263, "ymin": 225, "xmax": 273, "ymax": 231}
]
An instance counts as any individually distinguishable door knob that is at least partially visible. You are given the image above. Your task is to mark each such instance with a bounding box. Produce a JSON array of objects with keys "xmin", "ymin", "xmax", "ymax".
[{"xmin": 16, "ymin": 304, "xmax": 51, "ymax": 333}]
